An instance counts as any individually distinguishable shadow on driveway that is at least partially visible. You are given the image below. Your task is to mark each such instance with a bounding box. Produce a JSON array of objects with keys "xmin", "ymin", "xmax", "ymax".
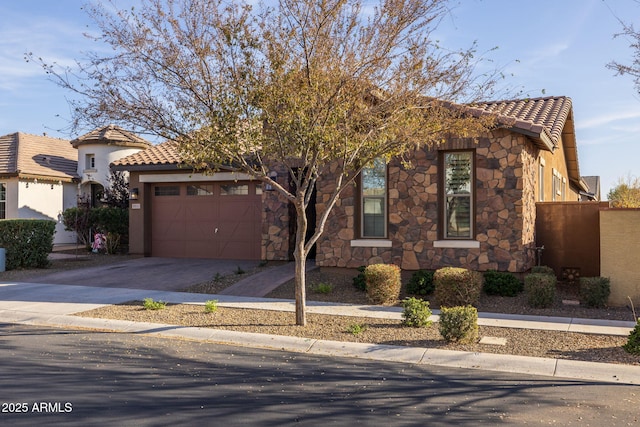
[{"xmin": 29, "ymin": 257, "xmax": 260, "ymax": 291}]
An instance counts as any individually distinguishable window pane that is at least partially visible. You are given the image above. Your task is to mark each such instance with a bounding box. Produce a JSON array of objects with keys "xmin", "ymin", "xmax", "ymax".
[
  {"xmin": 445, "ymin": 152, "xmax": 471, "ymax": 195},
  {"xmin": 187, "ymin": 184, "xmax": 214, "ymax": 196},
  {"xmin": 363, "ymin": 198, "xmax": 385, "ymax": 237},
  {"xmin": 362, "ymin": 158, "xmax": 386, "ymax": 196},
  {"xmin": 255, "ymin": 183, "xmax": 263, "ymax": 195},
  {"xmin": 220, "ymin": 184, "xmax": 248, "ymax": 195},
  {"xmin": 445, "ymin": 196, "xmax": 471, "ymax": 238},
  {"xmin": 154, "ymin": 185, "xmax": 180, "ymax": 196}
]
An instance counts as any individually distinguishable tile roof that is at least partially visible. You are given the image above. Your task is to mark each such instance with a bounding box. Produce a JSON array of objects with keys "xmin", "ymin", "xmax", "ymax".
[
  {"xmin": 466, "ymin": 96, "xmax": 573, "ymax": 151},
  {"xmin": 71, "ymin": 124, "xmax": 151, "ymax": 149},
  {"xmin": 111, "ymin": 140, "xmax": 182, "ymax": 168},
  {"xmin": 112, "ymin": 96, "xmax": 579, "ymax": 176},
  {"xmin": 0, "ymin": 132, "xmax": 79, "ymax": 181}
]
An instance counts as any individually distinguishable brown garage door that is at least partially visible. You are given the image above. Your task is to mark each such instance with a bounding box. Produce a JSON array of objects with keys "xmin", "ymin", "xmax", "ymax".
[{"xmin": 151, "ymin": 181, "xmax": 262, "ymax": 260}]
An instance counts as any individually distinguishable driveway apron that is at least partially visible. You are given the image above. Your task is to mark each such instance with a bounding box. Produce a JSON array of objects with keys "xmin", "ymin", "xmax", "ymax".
[{"xmin": 28, "ymin": 257, "xmax": 260, "ymax": 291}]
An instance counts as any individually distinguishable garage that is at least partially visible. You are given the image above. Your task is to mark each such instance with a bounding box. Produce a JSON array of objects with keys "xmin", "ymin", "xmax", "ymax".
[{"xmin": 150, "ymin": 181, "xmax": 262, "ymax": 260}]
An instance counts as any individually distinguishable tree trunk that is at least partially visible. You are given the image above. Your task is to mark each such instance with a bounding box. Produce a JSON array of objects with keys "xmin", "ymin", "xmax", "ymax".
[{"xmin": 293, "ymin": 201, "xmax": 308, "ymax": 326}]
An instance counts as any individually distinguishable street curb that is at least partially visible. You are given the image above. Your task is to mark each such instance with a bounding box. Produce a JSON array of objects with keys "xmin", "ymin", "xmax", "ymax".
[{"xmin": 2, "ymin": 311, "xmax": 638, "ymax": 385}]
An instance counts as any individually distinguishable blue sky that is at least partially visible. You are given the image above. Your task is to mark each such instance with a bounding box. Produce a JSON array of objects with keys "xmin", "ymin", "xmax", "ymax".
[{"xmin": 1, "ymin": 0, "xmax": 638, "ymax": 197}]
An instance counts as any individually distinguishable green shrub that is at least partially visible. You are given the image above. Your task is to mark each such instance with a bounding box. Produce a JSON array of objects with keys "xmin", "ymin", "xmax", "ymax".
[
  {"xmin": 433, "ymin": 267, "xmax": 483, "ymax": 308},
  {"xmin": 483, "ymin": 270, "xmax": 523, "ymax": 297},
  {"xmin": 406, "ymin": 270, "xmax": 435, "ymax": 295},
  {"xmin": 364, "ymin": 264, "xmax": 402, "ymax": 305},
  {"xmin": 623, "ymin": 318, "xmax": 640, "ymax": 355},
  {"xmin": 524, "ymin": 273, "xmax": 557, "ymax": 308},
  {"xmin": 204, "ymin": 300, "xmax": 218, "ymax": 313},
  {"xmin": 438, "ymin": 305, "xmax": 478, "ymax": 343},
  {"xmin": 311, "ymin": 283, "xmax": 333, "ymax": 294},
  {"xmin": 143, "ymin": 298, "xmax": 167, "ymax": 310},
  {"xmin": 346, "ymin": 323, "xmax": 367, "ymax": 335},
  {"xmin": 579, "ymin": 277, "xmax": 611, "ymax": 308},
  {"xmin": 401, "ymin": 297, "xmax": 433, "ymax": 328},
  {"xmin": 353, "ymin": 266, "xmax": 367, "ymax": 291},
  {"xmin": 0, "ymin": 219, "xmax": 55, "ymax": 270},
  {"xmin": 91, "ymin": 206, "xmax": 129, "ymax": 237},
  {"xmin": 531, "ymin": 265, "xmax": 556, "ymax": 277}
]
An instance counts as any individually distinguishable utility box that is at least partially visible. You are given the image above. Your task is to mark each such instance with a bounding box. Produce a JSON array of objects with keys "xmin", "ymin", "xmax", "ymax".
[{"xmin": 0, "ymin": 248, "xmax": 5, "ymax": 272}]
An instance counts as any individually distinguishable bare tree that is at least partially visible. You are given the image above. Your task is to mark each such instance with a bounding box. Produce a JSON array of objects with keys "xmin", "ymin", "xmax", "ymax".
[
  {"xmin": 607, "ymin": 1, "xmax": 640, "ymax": 94},
  {"xmin": 31, "ymin": 0, "xmax": 499, "ymax": 325}
]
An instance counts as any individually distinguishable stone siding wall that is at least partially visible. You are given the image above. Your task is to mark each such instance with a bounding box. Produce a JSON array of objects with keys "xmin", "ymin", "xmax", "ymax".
[{"xmin": 314, "ymin": 129, "xmax": 537, "ymax": 272}]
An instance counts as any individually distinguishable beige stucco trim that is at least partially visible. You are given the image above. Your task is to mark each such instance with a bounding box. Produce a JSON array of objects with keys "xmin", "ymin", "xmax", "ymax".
[
  {"xmin": 433, "ymin": 240, "xmax": 480, "ymax": 249},
  {"xmin": 139, "ymin": 172, "xmax": 254, "ymax": 183},
  {"xmin": 350, "ymin": 239, "xmax": 393, "ymax": 248}
]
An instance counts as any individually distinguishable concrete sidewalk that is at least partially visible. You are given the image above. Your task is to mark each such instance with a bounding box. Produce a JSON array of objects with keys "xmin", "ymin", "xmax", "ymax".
[{"xmin": 0, "ymin": 281, "xmax": 638, "ymax": 385}]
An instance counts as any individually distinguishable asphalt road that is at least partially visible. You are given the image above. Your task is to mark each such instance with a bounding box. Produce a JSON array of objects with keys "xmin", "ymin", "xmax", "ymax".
[{"xmin": 0, "ymin": 324, "xmax": 638, "ymax": 426}]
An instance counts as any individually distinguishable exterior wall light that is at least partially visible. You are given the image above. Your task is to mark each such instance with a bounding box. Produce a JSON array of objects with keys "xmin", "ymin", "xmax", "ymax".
[{"xmin": 129, "ymin": 188, "xmax": 139, "ymax": 200}]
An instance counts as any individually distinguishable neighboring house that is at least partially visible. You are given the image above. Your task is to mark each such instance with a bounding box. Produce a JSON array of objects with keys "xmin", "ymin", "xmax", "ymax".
[
  {"xmin": 0, "ymin": 125, "xmax": 150, "ymax": 246},
  {"xmin": 113, "ymin": 95, "xmax": 591, "ymax": 274},
  {"xmin": 580, "ymin": 176, "xmax": 601, "ymax": 201},
  {"xmin": 0, "ymin": 132, "xmax": 79, "ymax": 244},
  {"xmin": 71, "ymin": 125, "xmax": 151, "ymax": 206}
]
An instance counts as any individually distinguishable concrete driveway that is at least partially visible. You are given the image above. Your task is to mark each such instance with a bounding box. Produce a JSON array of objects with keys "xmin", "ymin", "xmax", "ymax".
[{"xmin": 29, "ymin": 257, "xmax": 260, "ymax": 291}]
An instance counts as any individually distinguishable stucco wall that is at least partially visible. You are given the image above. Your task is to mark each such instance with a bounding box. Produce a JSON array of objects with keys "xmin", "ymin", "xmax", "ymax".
[
  {"xmin": 16, "ymin": 179, "xmax": 77, "ymax": 245},
  {"xmin": 600, "ymin": 209, "xmax": 640, "ymax": 307}
]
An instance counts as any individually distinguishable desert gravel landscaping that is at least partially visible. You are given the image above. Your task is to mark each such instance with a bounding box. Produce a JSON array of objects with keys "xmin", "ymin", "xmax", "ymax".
[{"xmin": 76, "ymin": 265, "xmax": 640, "ymax": 366}]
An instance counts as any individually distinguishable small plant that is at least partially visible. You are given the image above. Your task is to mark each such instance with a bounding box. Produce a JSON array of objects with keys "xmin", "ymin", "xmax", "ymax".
[
  {"xmin": 401, "ymin": 297, "xmax": 433, "ymax": 328},
  {"xmin": 531, "ymin": 265, "xmax": 555, "ymax": 277},
  {"xmin": 258, "ymin": 260, "xmax": 268, "ymax": 267},
  {"xmin": 524, "ymin": 273, "xmax": 557, "ymax": 308},
  {"xmin": 346, "ymin": 323, "xmax": 367, "ymax": 335},
  {"xmin": 353, "ymin": 266, "xmax": 367, "ymax": 291},
  {"xmin": 311, "ymin": 283, "xmax": 333, "ymax": 294},
  {"xmin": 623, "ymin": 318, "xmax": 640, "ymax": 355},
  {"xmin": 433, "ymin": 267, "xmax": 483, "ymax": 307},
  {"xmin": 364, "ymin": 264, "xmax": 402, "ymax": 305},
  {"xmin": 579, "ymin": 276, "xmax": 611, "ymax": 308},
  {"xmin": 438, "ymin": 305, "xmax": 478, "ymax": 343},
  {"xmin": 406, "ymin": 270, "xmax": 435, "ymax": 295},
  {"xmin": 213, "ymin": 272, "xmax": 223, "ymax": 282},
  {"xmin": 483, "ymin": 270, "xmax": 523, "ymax": 297},
  {"xmin": 235, "ymin": 266, "xmax": 246, "ymax": 275},
  {"xmin": 204, "ymin": 299, "xmax": 219, "ymax": 313},
  {"xmin": 143, "ymin": 298, "xmax": 167, "ymax": 310}
]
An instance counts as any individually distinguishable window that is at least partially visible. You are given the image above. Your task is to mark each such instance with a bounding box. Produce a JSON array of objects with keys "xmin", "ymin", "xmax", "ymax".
[
  {"xmin": 552, "ymin": 169, "xmax": 563, "ymax": 201},
  {"xmin": 0, "ymin": 183, "xmax": 5, "ymax": 219},
  {"xmin": 154, "ymin": 185, "xmax": 180, "ymax": 196},
  {"xmin": 85, "ymin": 154, "xmax": 96, "ymax": 170},
  {"xmin": 361, "ymin": 158, "xmax": 387, "ymax": 238},
  {"xmin": 538, "ymin": 159, "xmax": 545, "ymax": 201},
  {"xmin": 220, "ymin": 184, "xmax": 248, "ymax": 195},
  {"xmin": 187, "ymin": 184, "xmax": 214, "ymax": 196},
  {"xmin": 443, "ymin": 151, "xmax": 473, "ymax": 239}
]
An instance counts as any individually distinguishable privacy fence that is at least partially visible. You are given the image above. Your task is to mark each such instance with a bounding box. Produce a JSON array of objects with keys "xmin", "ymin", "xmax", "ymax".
[{"xmin": 536, "ymin": 202, "xmax": 640, "ymax": 307}]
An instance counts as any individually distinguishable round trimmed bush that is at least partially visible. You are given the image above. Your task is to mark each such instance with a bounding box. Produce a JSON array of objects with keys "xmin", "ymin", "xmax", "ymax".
[
  {"xmin": 433, "ymin": 267, "xmax": 483, "ymax": 308},
  {"xmin": 524, "ymin": 273, "xmax": 557, "ymax": 308},
  {"xmin": 364, "ymin": 264, "xmax": 402, "ymax": 305}
]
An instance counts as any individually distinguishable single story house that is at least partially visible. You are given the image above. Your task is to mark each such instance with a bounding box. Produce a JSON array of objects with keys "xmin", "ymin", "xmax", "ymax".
[
  {"xmin": 112, "ymin": 95, "xmax": 594, "ymax": 273},
  {"xmin": 0, "ymin": 132, "xmax": 79, "ymax": 244}
]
